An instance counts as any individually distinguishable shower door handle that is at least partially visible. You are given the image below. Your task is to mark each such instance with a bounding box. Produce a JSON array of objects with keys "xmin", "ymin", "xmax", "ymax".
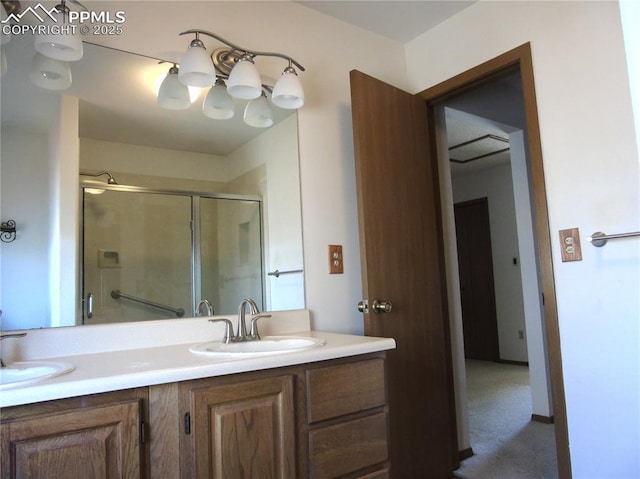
[{"xmin": 86, "ymin": 293, "xmax": 93, "ymax": 318}]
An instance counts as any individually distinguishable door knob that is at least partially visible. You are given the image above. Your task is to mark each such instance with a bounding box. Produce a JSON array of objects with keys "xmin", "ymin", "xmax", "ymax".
[
  {"xmin": 372, "ymin": 299, "xmax": 392, "ymax": 314},
  {"xmin": 357, "ymin": 300, "xmax": 368, "ymax": 313}
]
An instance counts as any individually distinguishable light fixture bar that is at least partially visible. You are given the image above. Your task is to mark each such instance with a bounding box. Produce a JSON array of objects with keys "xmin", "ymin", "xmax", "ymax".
[{"xmin": 179, "ymin": 29, "xmax": 305, "ymax": 72}]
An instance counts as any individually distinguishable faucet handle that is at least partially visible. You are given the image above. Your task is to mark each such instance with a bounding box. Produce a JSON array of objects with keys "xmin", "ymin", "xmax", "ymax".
[
  {"xmin": 208, "ymin": 318, "xmax": 234, "ymax": 343},
  {"xmin": 249, "ymin": 314, "xmax": 272, "ymax": 340}
]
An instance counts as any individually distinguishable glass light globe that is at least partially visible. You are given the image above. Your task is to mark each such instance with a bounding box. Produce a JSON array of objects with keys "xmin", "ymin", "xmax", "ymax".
[
  {"xmin": 29, "ymin": 53, "xmax": 72, "ymax": 90},
  {"xmin": 178, "ymin": 39, "xmax": 215, "ymax": 88},
  {"xmin": 227, "ymin": 56, "xmax": 262, "ymax": 100},
  {"xmin": 271, "ymin": 67, "xmax": 304, "ymax": 109},
  {"xmin": 202, "ymin": 79, "xmax": 235, "ymax": 119}
]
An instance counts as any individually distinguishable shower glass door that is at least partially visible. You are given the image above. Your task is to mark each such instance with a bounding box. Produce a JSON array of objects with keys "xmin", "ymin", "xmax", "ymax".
[
  {"xmin": 82, "ymin": 187, "xmax": 264, "ymax": 324},
  {"xmin": 82, "ymin": 189, "xmax": 192, "ymax": 324},
  {"xmin": 199, "ymin": 197, "xmax": 263, "ymax": 315}
]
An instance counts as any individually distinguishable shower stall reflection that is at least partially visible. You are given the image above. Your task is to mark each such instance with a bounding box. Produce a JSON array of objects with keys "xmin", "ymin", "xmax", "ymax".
[{"xmin": 82, "ymin": 186, "xmax": 263, "ymax": 324}]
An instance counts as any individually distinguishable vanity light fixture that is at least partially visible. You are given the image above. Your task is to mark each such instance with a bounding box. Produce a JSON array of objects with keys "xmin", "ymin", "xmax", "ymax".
[
  {"xmin": 175, "ymin": 29, "xmax": 305, "ymax": 125},
  {"xmin": 33, "ymin": 0, "xmax": 84, "ymax": 62}
]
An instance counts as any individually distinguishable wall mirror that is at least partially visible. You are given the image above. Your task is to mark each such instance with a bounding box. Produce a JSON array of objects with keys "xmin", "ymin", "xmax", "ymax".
[{"xmin": 1, "ymin": 31, "xmax": 305, "ymax": 331}]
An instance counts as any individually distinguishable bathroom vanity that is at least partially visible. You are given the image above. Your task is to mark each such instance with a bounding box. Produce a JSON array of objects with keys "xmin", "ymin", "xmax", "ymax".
[{"xmin": 0, "ymin": 311, "xmax": 394, "ymax": 478}]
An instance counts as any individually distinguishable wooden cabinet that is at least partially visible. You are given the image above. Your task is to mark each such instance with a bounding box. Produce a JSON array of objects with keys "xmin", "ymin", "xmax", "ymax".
[
  {"xmin": 179, "ymin": 374, "xmax": 296, "ymax": 479},
  {"xmin": 1, "ymin": 352, "xmax": 388, "ymax": 479},
  {"xmin": 0, "ymin": 389, "xmax": 148, "ymax": 479},
  {"xmin": 305, "ymin": 358, "xmax": 390, "ymax": 478}
]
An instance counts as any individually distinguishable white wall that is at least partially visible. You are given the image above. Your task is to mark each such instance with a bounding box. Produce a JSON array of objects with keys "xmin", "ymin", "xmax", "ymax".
[
  {"xmin": 81, "ymin": 138, "xmax": 229, "ymax": 184},
  {"xmin": 406, "ymin": 2, "xmax": 639, "ymax": 476},
  {"xmin": 620, "ymin": 1, "xmax": 640, "ymax": 161},
  {"xmin": 0, "ymin": 129, "xmax": 51, "ymax": 330},
  {"xmin": 49, "ymin": 96, "xmax": 79, "ymax": 327},
  {"xmin": 0, "ymin": 95, "xmax": 78, "ymax": 330},
  {"xmin": 509, "ymin": 130, "xmax": 553, "ymax": 418}
]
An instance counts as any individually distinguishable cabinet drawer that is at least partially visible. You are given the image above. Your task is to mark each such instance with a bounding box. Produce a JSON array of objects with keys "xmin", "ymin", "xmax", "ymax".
[
  {"xmin": 307, "ymin": 358, "xmax": 386, "ymax": 423},
  {"xmin": 309, "ymin": 412, "xmax": 388, "ymax": 478}
]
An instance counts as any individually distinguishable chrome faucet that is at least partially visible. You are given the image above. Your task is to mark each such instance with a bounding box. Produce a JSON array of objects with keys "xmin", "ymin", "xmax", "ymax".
[
  {"xmin": 236, "ymin": 298, "xmax": 260, "ymax": 341},
  {"xmin": 208, "ymin": 298, "xmax": 271, "ymax": 343},
  {"xmin": 196, "ymin": 299, "xmax": 214, "ymax": 317},
  {"xmin": 0, "ymin": 332, "xmax": 27, "ymax": 367}
]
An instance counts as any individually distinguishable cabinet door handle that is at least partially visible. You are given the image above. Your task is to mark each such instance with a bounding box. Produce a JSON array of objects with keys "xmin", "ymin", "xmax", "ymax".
[{"xmin": 184, "ymin": 412, "xmax": 191, "ymax": 435}]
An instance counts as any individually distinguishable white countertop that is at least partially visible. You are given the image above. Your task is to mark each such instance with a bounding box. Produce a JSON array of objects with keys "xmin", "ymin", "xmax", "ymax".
[{"xmin": 1, "ymin": 311, "xmax": 395, "ymax": 408}]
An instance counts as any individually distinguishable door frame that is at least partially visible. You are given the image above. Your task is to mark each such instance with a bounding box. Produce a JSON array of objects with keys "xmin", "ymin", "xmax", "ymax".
[{"xmin": 417, "ymin": 43, "xmax": 571, "ymax": 478}]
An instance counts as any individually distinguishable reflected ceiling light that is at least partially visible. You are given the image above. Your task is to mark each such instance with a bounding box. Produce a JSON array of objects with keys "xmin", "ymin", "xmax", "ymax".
[
  {"xmin": 29, "ymin": 53, "xmax": 71, "ymax": 90},
  {"xmin": 202, "ymin": 78, "xmax": 234, "ymax": 120},
  {"xmin": 271, "ymin": 62, "xmax": 304, "ymax": 109},
  {"xmin": 244, "ymin": 92, "xmax": 273, "ymax": 128},
  {"xmin": 158, "ymin": 64, "xmax": 190, "ymax": 110},
  {"xmin": 34, "ymin": 1, "xmax": 83, "ymax": 62}
]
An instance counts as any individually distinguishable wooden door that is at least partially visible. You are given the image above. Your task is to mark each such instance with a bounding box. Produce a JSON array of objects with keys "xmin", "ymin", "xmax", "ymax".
[
  {"xmin": 1, "ymin": 399, "xmax": 142, "ymax": 478},
  {"xmin": 350, "ymin": 70, "xmax": 457, "ymax": 478},
  {"xmin": 454, "ymin": 198, "xmax": 500, "ymax": 360},
  {"xmin": 181, "ymin": 375, "xmax": 295, "ymax": 479}
]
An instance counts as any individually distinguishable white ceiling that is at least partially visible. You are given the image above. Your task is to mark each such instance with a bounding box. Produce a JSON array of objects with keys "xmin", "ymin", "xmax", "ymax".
[
  {"xmin": 295, "ymin": 1, "xmax": 517, "ymax": 177},
  {"xmin": 297, "ymin": 1, "xmax": 475, "ymax": 43}
]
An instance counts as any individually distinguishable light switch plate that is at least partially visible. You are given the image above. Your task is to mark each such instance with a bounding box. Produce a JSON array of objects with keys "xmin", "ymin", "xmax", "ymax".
[
  {"xmin": 559, "ymin": 228, "xmax": 582, "ymax": 262},
  {"xmin": 329, "ymin": 245, "xmax": 344, "ymax": 274}
]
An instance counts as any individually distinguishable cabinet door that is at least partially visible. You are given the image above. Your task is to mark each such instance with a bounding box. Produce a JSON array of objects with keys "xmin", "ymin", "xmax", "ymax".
[
  {"xmin": 1, "ymin": 400, "xmax": 142, "ymax": 479},
  {"xmin": 182, "ymin": 375, "xmax": 295, "ymax": 479}
]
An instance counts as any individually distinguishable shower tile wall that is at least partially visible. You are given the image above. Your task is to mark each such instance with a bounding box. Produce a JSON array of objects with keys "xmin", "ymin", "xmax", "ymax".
[{"xmin": 83, "ymin": 191, "xmax": 192, "ymax": 323}]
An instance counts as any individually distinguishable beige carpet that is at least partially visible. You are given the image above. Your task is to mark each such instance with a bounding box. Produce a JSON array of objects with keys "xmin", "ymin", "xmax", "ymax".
[{"xmin": 453, "ymin": 360, "xmax": 558, "ymax": 479}]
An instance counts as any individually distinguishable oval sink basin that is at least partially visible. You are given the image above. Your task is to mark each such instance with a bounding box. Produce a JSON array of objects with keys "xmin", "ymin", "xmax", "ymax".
[
  {"xmin": 0, "ymin": 361, "xmax": 75, "ymax": 390},
  {"xmin": 190, "ymin": 336, "xmax": 325, "ymax": 357}
]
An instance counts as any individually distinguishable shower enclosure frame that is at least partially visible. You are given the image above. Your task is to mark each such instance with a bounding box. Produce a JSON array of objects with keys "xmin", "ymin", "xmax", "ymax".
[{"xmin": 79, "ymin": 182, "xmax": 264, "ymax": 323}]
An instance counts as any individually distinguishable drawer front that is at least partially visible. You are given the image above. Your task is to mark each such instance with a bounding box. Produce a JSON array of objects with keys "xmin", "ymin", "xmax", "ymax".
[
  {"xmin": 309, "ymin": 412, "xmax": 388, "ymax": 478},
  {"xmin": 307, "ymin": 358, "xmax": 386, "ymax": 423}
]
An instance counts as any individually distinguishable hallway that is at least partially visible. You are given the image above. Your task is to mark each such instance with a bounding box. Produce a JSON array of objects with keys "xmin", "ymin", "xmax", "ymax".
[{"xmin": 454, "ymin": 360, "xmax": 557, "ymax": 479}]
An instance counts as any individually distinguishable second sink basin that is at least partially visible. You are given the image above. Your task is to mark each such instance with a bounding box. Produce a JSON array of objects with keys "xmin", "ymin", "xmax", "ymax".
[
  {"xmin": 0, "ymin": 361, "xmax": 75, "ymax": 390},
  {"xmin": 190, "ymin": 336, "xmax": 325, "ymax": 357}
]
